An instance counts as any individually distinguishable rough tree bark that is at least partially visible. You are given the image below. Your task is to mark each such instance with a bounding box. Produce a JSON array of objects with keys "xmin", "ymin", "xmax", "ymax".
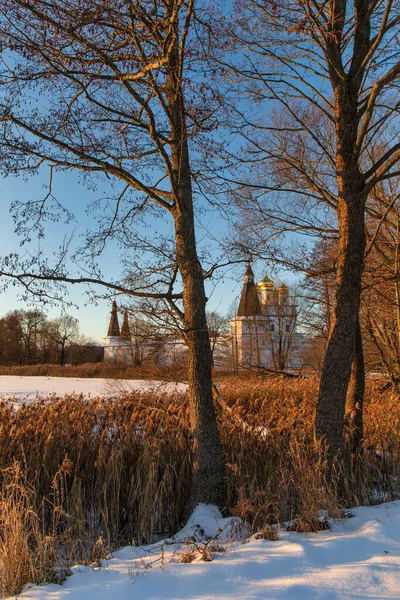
[
  {"xmin": 316, "ymin": 196, "xmax": 367, "ymax": 462},
  {"xmin": 173, "ymin": 157, "xmax": 226, "ymax": 510},
  {"xmin": 346, "ymin": 320, "xmax": 365, "ymax": 452},
  {"xmin": 315, "ymin": 36, "xmax": 368, "ymax": 463},
  {"xmin": 315, "ymin": 174, "xmax": 367, "ymax": 463}
]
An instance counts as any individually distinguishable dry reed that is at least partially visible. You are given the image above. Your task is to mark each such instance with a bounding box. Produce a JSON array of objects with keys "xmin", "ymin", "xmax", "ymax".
[
  {"xmin": 0, "ymin": 363, "xmax": 187, "ymax": 381},
  {"xmin": 0, "ymin": 376, "xmax": 399, "ymax": 596}
]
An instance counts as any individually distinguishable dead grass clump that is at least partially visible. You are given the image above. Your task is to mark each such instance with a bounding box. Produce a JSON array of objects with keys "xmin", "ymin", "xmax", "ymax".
[
  {"xmin": 219, "ymin": 375, "xmax": 400, "ymax": 534},
  {"xmin": 254, "ymin": 525, "xmax": 280, "ymax": 541},
  {"xmin": 231, "ymin": 489, "xmax": 281, "ymax": 533},
  {"xmin": 281, "ymin": 437, "xmax": 340, "ymax": 528},
  {"xmin": 218, "ymin": 376, "xmax": 317, "ymax": 436},
  {"xmin": 286, "ymin": 517, "xmax": 330, "ymax": 534},
  {"xmin": 0, "ymin": 391, "xmax": 192, "ymax": 552},
  {"xmin": 176, "ymin": 536, "xmax": 227, "ymax": 564},
  {"xmin": 178, "ymin": 546, "xmax": 197, "ymax": 563},
  {"xmin": 0, "ymin": 464, "xmax": 69, "ymax": 597}
]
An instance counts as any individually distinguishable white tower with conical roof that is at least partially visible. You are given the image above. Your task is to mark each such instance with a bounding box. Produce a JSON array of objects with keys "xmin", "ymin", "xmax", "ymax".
[
  {"xmin": 104, "ymin": 302, "xmax": 133, "ymax": 362},
  {"xmin": 230, "ymin": 266, "xmax": 299, "ymax": 370}
]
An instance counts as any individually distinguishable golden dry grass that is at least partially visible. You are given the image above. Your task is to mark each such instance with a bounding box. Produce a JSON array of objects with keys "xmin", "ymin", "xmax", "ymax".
[
  {"xmin": 0, "ymin": 363, "xmax": 187, "ymax": 380},
  {"xmin": 0, "ymin": 375, "xmax": 399, "ymax": 595}
]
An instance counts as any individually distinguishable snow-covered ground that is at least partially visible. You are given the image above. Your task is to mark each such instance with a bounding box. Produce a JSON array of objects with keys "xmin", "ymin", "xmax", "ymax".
[
  {"xmin": 20, "ymin": 502, "xmax": 400, "ymax": 600},
  {"xmin": 0, "ymin": 375, "xmax": 186, "ymax": 405}
]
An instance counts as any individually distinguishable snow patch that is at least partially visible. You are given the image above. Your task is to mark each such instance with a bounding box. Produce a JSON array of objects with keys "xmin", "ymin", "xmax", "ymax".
[{"xmin": 19, "ymin": 501, "xmax": 400, "ymax": 600}]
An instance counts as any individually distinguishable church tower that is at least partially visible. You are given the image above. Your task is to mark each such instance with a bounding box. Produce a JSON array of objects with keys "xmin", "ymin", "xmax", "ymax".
[
  {"xmin": 104, "ymin": 300, "xmax": 123, "ymax": 362},
  {"xmin": 237, "ymin": 263, "xmax": 263, "ymax": 317},
  {"xmin": 231, "ymin": 263, "xmax": 269, "ymax": 369},
  {"xmin": 120, "ymin": 311, "xmax": 132, "ymax": 341},
  {"xmin": 107, "ymin": 300, "xmax": 120, "ymax": 337}
]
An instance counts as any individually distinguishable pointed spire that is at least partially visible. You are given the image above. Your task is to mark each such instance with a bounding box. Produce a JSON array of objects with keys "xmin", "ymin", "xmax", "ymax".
[
  {"xmin": 237, "ymin": 264, "xmax": 263, "ymax": 317},
  {"xmin": 107, "ymin": 301, "xmax": 120, "ymax": 337},
  {"xmin": 244, "ymin": 262, "xmax": 255, "ymax": 283},
  {"xmin": 120, "ymin": 311, "xmax": 131, "ymax": 341}
]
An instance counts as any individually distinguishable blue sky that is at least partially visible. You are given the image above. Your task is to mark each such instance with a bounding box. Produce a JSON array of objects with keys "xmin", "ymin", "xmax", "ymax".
[
  {"xmin": 0, "ymin": 169, "xmax": 112, "ymax": 341},
  {"xmin": 0, "ymin": 166, "xmax": 256, "ymax": 342}
]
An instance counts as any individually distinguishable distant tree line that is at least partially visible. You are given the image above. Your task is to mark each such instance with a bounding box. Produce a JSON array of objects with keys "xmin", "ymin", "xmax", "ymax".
[{"xmin": 0, "ymin": 310, "xmax": 103, "ymax": 366}]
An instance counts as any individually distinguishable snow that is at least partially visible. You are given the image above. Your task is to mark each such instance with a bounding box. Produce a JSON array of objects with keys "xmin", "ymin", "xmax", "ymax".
[
  {"xmin": 0, "ymin": 375, "xmax": 186, "ymax": 405},
  {"xmin": 20, "ymin": 502, "xmax": 400, "ymax": 600}
]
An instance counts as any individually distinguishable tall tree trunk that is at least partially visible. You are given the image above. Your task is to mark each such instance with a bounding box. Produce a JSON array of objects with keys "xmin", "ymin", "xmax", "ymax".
[
  {"xmin": 315, "ymin": 79, "xmax": 367, "ymax": 467},
  {"xmin": 167, "ymin": 41, "xmax": 226, "ymax": 510},
  {"xmin": 316, "ymin": 195, "xmax": 366, "ymax": 464},
  {"xmin": 173, "ymin": 196, "xmax": 226, "ymax": 511},
  {"xmin": 393, "ymin": 210, "xmax": 400, "ymax": 392},
  {"xmin": 346, "ymin": 318, "xmax": 365, "ymax": 452}
]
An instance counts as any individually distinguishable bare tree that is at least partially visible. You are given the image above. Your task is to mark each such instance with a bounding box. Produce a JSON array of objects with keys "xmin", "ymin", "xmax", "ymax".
[
  {"xmin": 67, "ymin": 337, "xmax": 103, "ymax": 365},
  {"xmin": 227, "ymin": 0, "xmax": 400, "ymax": 465},
  {"xmin": 46, "ymin": 314, "xmax": 79, "ymax": 366},
  {"xmin": 121, "ymin": 315, "xmax": 168, "ymax": 366},
  {"xmin": 13, "ymin": 310, "xmax": 48, "ymax": 364},
  {"xmin": 0, "ymin": 308, "xmax": 73, "ymax": 364},
  {"xmin": 207, "ymin": 310, "xmax": 229, "ymax": 366},
  {"xmin": 0, "ymin": 0, "xmax": 225, "ymax": 508},
  {"xmin": 262, "ymin": 286, "xmax": 299, "ymax": 371},
  {"xmin": 0, "ymin": 311, "xmax": 24, "ymax": 365}
]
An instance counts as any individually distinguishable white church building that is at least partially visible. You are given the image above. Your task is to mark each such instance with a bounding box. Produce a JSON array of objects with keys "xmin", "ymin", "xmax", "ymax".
[
  {"xmin": 104, "ymin": 301, "xmax": 188, "ymax": 365},
  {"xmin": 230, "ymin": 264, "xmax": 304, "ymax": 371},
  {"xmin": 104, "ymin": 265, "xmax": 306, "ymax": 370},
  {"xmin": 103, "ymin": 301, "xmax": 134, "ymax": 363}
]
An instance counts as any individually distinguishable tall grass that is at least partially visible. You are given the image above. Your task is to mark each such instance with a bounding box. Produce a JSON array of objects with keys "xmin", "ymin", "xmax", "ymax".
[
  {"xmin": 0, "ymin": 376, "xmax": 399, "ymax": 596},
  {"xmin": 0, "ymin": 363, "xmax": 187, "ymax": 380}
]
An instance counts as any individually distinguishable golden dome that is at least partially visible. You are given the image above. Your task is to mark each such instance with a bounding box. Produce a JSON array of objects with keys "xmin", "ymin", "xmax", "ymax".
[{"xmin": 259, "ymin": 274, "xmax": 274, "ymax": 288}]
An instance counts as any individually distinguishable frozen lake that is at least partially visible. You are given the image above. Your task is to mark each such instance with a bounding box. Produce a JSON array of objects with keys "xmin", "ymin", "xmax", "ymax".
[{"xmin": 0, "ymin": 375, "xmax": 186, "ymax": 405}]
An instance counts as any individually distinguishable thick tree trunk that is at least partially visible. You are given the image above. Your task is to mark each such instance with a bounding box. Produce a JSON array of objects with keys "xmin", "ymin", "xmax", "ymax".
[
  {"xmin": 173, "ymin": 189, "xmax": 226, "ymax": 509},
  {"xmin": 315, "ymin": 78, "xmax": 367, "ymax": 466},
  {"xmin": 316, "ymin": 194, "xmax": 366, "ymax": 464},
  {"xmin": 173, "ymin": 199, "xmax": 226, "ymax": 511},
  {"xmin": 167, "ymin": 43, "xmax": 226, "ymax": 510},
  {"xmin": 185, "ymin": 312, "xmax": 226, "ymax": 510},
  {"xmin": 346, "ymin": 319, "xmax": 365, "ymax": 452}
]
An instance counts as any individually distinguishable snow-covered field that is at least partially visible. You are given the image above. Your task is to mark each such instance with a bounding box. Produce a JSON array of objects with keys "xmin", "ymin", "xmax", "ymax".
[
  {"xmin": 20, "ymin": 502, "xmax": 400, "ymax": 600},
  {"xmin": 0, "ymin": 375, "xmax": 186, "ymax": 405}
]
